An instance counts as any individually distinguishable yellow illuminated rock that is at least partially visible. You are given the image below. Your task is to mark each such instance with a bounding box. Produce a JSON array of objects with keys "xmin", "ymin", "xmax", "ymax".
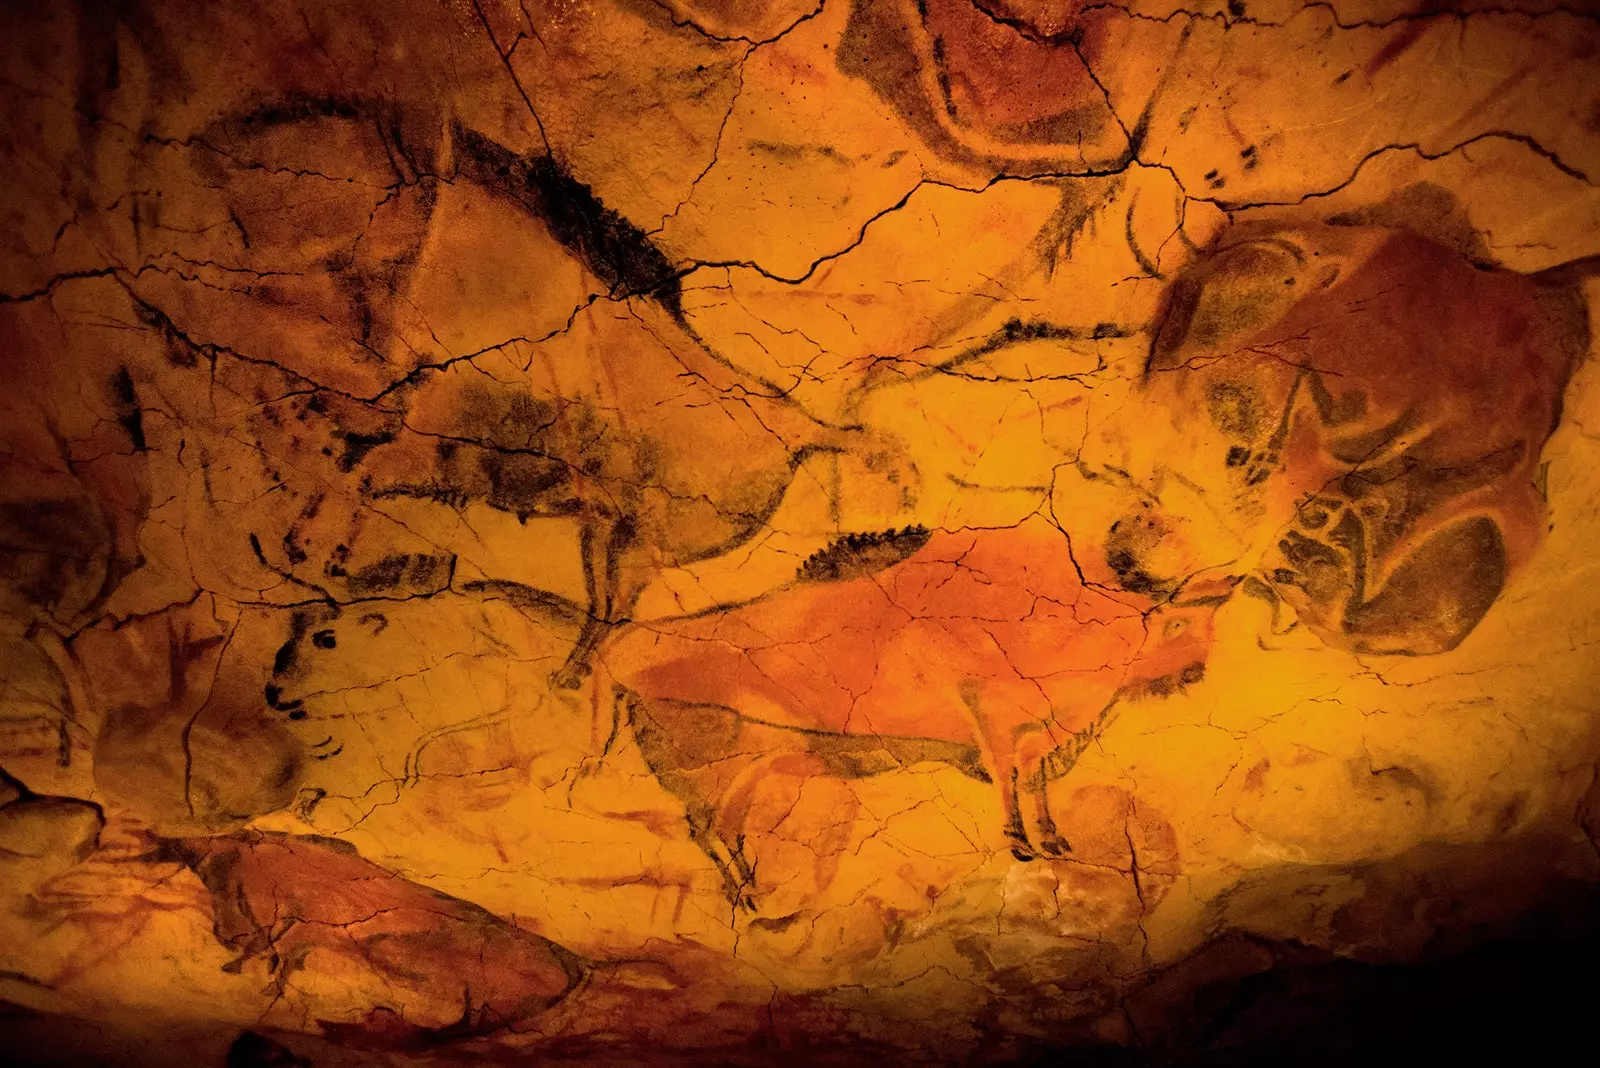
[{"xmin": 2, "ymin": 0, "xmax": 1598, "ymax": 1062}]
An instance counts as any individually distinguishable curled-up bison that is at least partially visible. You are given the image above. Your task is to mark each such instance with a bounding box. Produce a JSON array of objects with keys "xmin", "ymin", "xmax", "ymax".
[
  {"xmin": 1072, "ymin": 217, "xmax": 1589, "ymax": 656},
  {"xmin": 162, "ymin": 832, "xmax": 587, "ymax": 1046}
]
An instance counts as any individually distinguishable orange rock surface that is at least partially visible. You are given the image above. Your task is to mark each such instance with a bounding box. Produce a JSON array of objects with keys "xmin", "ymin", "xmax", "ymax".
[{"xmin": 2, "ymin": 0, "xmax": 1599, "ymax": 1062}]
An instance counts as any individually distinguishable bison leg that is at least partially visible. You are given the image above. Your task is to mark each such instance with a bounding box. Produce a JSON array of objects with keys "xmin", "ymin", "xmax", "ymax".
[
  {"xmin": 624, "ymin": 696, "xmax": 763, "ymax": 912},
  {"xmin": 553, "ymin": 616, "xmax": 610, "ymax": 691},
  {"xmin": 554, "ymin": 520, "xmax": 646, "ymax": 690},
  {"xmin": 1003, "ymin": 768, "xmax": 1036, "ymax": 861},
  {"xmin": 1005, "ymin": 745, "xmax": 1072, "ymax": 859},
  {"xmin": 552, "ymin": 524, "xmax": 610, "ymax": 690},
  {"xmin": 1011, "ymin": 729, "xmax": 1072, "ymax": 857},
  {"xmin": 959, "ymin": 679, "xmax": 1041, "ymax": 861},
  {"xmin": 684, "ymin": 814, "xmax": 758, "ymax": 913},
  {"xmin": 712, "ymin": 752, "xmax": 833, "ymax": 911}
]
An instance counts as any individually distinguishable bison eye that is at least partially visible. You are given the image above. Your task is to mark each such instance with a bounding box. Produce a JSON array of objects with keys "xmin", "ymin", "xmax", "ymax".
[{"xmin": 312, "ymin": 629, "xmax": 337, "ymax": 650}]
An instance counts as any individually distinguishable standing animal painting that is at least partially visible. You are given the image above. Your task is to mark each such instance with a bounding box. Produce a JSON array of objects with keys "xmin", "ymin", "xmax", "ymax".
[
  {"xmin": 609, "ymin": 518, "xmax": 1218, "ymax": 905},
  {"xmin": 606, "ymin": 215, "xmax": 1589, "ymax": 910}
]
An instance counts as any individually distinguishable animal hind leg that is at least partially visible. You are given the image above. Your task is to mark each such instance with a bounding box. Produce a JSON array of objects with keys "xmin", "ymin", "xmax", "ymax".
[
  {"xmin": 625, "ymin": 696, "xmax": 758, "ymax": 911},
  {"xmin": 959, "ymin": 680, "xmax": 1037, "ymax": 861},
  {"xmin": 554, "ymin": 615, "xmax": 611, "ymax": 691},
  {"xmin": 1018, "ymin": 732, "xmax": 1070, "ymax": 857},
  {"xmin": 1001, "ymin": 768, "xmax": 1040, "ymax": 861},
  {"xmin": 554, "ymin": 520, "xmax": 641, "ymax": 690},
  {"xmin": 552, "ymin": 523, "xmax": 605, "ymax": 690},
  {"xmin": 684, "ymin": 808, "xmax": 758, "ymax": 913},
  {"xmin": 1030, "ymin": 769, "xmax": 1070, "ymax": 857},
  {"xmin": 1031, "ymin": 703, "xmax": 1126, "ymax": 853}
]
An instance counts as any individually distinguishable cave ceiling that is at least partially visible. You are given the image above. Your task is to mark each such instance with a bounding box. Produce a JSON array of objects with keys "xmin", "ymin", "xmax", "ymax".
[{"xmin": 3, "ymin": 0, "xmax": 1600, "ymax": 1063}]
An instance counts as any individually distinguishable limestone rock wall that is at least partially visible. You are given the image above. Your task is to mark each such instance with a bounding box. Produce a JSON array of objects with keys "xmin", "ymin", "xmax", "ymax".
[{"xmin": 2, "ymin": 0, "xmax": 1599, "ymax": 1062}]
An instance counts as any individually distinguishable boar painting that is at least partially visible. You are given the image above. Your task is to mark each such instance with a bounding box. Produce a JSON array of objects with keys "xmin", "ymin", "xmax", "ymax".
[{"xmin": 3, "ymin": 0, "xmax": 1600, "ymax": 1064}]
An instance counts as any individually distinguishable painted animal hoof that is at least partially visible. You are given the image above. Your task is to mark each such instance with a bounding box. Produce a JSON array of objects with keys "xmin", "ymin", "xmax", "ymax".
[
  {"xmin": 1039, "ymin": 835, "xmax": 1072, "ymax": 857},
  {"xmin": 1008, "ymin": 838, "xmax": 1036, "ymax": 862},
  {"xmin": 551, "ymin": 662, "xmax": 590, "ymax": 690}
]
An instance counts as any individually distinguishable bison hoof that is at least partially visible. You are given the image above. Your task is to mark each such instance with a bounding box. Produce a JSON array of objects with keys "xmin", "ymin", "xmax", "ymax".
[
  {"xmin": 1039, "ymin": 835, "xmax": 1072, "ymax": 857},
  {"xmin": 551, "ymin": 663, "xmax": 590, "ymax": 690}
]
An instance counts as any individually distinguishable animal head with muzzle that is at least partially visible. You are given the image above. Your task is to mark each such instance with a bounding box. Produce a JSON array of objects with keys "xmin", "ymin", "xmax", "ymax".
[{"xmin": 1064, "ymin": 218, "xmax": 1587, "ymax": 655}]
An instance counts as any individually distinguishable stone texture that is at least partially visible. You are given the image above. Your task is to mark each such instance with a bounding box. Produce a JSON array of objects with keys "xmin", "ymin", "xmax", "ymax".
[{"xmin": 2, "ymin": 0, "xmax": 1599, "ymax": 1062}]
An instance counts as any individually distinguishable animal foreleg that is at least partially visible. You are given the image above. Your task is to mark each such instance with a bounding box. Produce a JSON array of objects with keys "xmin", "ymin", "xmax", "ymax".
[
  {"xmin": 551, "ymin": 524, "xmax": 606, "ymax": 690},
  {"xmin": 1032, "ymin": 697, "xmax": 1126, "ymax": 840},
  {"xmin": 554, "ymin": 520, "xmax": 643, "ymax": 690},
  {"xmin": 682, "ymin": 804, "xmax": 758, "ymax": 913},
  {"xmin": 1003, "ymin": 767, "xmax": 1035, "ymax": 862},
  {"xmin": 714, "ymin": 751, "xmax": 832, "ymax": 908}
]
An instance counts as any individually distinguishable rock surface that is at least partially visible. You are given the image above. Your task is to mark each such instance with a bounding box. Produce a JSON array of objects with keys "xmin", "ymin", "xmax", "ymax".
[{"xmin": 2, "ymin": 0, "xmax": 1599, "ymax": 1062}]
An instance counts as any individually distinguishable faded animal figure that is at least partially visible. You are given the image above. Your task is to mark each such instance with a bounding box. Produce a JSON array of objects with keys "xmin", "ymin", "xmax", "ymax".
[
  {"xmin": 67, "ymin": 0, "xmax": 864, "ymax": 696},
  {"xmin": 255, "ymin": 590, "xmax": 589, "ymax": 840},
  {"xmin": 606, "ymin": 518, "xmax": 1217, "ymax": 906},
  {"xmin": 76, "ymin": 603, "xmax": 303, "ymax": 837},
  {"xmin": 162, "ymin": 831, "xmax": 588, "ymax": 1047},
  {"xmin": 1067, "ymin": 216, "xmax": 1589, "ymax": 655},
  {"xmin": 836, "ymin": 0, "xmax": 1174, "ymax": 171},
  {"xmin": 123, "ymin": 100, "xmax": 854, "ymax": 692},
  {"xmin": 345, "ymin": 280, "xmax": 846, "ymax": 691}
]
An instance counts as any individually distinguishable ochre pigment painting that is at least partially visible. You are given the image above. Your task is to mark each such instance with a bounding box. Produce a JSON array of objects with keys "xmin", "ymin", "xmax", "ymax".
[{"xmin": 3, "ymin": 0, "xmax": 1600, "ymax": 1063}]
